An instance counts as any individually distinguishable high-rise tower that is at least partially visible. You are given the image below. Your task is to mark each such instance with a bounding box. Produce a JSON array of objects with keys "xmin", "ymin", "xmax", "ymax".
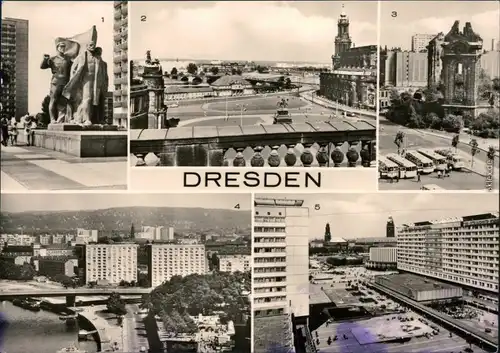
[
  {"xmin": 386, "ymin": 216, "xmax": 395, "ymax": 238},
  {"xmin": 1, "ymin": 18, "xmax": 29, "ymax": 119},
  {"xmin": 332, "ymin": 4, "xmax": 352, "ymax": 69}
]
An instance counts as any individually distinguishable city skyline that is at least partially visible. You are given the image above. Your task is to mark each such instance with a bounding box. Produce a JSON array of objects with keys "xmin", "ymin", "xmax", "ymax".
[
  {"xmin": 2, "ymin": 1, "xmax": 114, "ymax": 115},
  {"xmin": 0, "ymin": 193, "xmax": 251, "ymax": 213},
  {"xmin": 380, "ymin": 1, "xmax": 499, "ymax": 50},
  {"xmin": 130, "ymin": 1, "xmax": 378, "ymax": 62},
  {"xmin": 259, "ymin": 193, "xmax": 499, "ymax": 240}
]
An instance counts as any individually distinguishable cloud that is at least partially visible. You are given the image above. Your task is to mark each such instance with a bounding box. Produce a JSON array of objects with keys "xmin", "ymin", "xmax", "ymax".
[
  {"xmin": 381, "ymin": 7, "xmax": 499, "ymax": 49},
  {"xmin": 131, "ymin": 1, "xmax": 377, "ymax": 62},
  {"xmin": 2, "ymin": 1, "xmax": 114, "ymax": 114}
]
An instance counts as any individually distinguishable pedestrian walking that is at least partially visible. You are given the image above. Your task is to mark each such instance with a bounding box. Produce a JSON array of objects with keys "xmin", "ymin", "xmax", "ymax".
[
  {"xmin": 0, "ymin": 116, "xmax": 9, "ymax": 146},
  {"xmin": 417, "ymin": 171, "xmax": 421, "ymax": 182},
  {"xmin": 25, "ymin": 116, "xmax": 37, "ymax": 146},
  {"xmin": 9, "ymin": 119, "xmax": 18, "ymax": 146}
]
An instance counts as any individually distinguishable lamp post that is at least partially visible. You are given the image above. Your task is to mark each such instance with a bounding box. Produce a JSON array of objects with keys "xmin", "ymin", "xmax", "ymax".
[{"xmin": 236, "ymin": 104, "xmax": 246, "ymax": 126}]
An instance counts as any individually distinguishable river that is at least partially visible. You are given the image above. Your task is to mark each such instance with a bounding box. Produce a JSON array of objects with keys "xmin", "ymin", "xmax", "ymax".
[{"xmin": 1, "ymin": 301, "xmax": 98, "ymax": 353}]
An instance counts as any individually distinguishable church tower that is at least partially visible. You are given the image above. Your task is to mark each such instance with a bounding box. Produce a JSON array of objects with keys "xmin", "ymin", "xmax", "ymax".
[{"xmin": 332, "ymin": 4, "xmax": 352, "ymax": 69}]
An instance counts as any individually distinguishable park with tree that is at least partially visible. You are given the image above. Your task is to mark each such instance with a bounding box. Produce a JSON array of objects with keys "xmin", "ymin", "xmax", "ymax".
[
  {"xmin": 140, "ymin": 271, "xmax": 250, "ymax": 336},
  {"xmin": 385, "ymin": 71, "xmax": 500, "ymax": 138}
]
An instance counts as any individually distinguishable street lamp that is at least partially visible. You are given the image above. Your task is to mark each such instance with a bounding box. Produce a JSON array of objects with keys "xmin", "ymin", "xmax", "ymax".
[{"xmin": 236, "ymin": 104, "xmax": 246, "ymax": 126}]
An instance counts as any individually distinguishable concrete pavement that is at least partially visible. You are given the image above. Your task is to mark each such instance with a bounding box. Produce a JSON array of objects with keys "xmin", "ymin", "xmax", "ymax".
[{"xmin": 0, "ymin": 144, "xmax": 127, "ymax": 191}]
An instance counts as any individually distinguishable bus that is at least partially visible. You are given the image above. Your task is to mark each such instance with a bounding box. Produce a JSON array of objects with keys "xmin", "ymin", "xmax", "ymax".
[
  {"xmin": 379, "ymin": 156, "xmax": 399, "ymax": 179},
  {"xmin": 403, "ymin": 150, "xmax": 435, "ymax": 174},
  {"xmin": 417, "ymin": 149, "xmax": 447, "ymax": 172},
  {"xmin": 434, "ymin": 148, "xmax": 465, "ymax": 170},
  {"xmin": 386, "ymin": 153, "xmax": 418, "ymax": 179}
]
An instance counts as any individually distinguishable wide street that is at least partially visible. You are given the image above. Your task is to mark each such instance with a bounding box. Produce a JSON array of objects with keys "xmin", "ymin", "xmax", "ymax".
[
  {"xmin": 379, "ymin": 117, "xmax": 499, "ymax": 190},
  {"xmin": 0, "ymin": 144, "xmax": 127, "ymax": 191},
  {"xmin": 170, "ymin": 93, "xmax": 355, "ymax": 127},
  {"xmin": 122, "ymin": 304, "xmax": 149, "ymax": 353}
]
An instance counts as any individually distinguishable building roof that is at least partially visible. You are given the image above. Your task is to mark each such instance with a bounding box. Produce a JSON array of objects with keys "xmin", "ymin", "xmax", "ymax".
[
  {"xmin": 2, "ymin": 245, "xmax": 32, "ymax": 253},
  {"xmin": 404, "ymin": 212, "xmax": 499, "ymax": 227},
  {"xmin": 327, "ymin": 237, "xmax": 347, "ymax": 244},
  {"xmin": 165, "ymin": 86, "xmax": 213, "ymax": 94},
  {"xmin": 379, "ymin": 273, "xmax": 459, "ymax": 292},
  {"xmin": 211, "ymin": 75, "xmax": 251, "ymax": 87},
  {"xmin": 254, "ymin": 315, "xmax": 294, "ymax": 353},
  {"xmin": 43, "ymin": 244, "xmax": 73, "ymax": 249}
]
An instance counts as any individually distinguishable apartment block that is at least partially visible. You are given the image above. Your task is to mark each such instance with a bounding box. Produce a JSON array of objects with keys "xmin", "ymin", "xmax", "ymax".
[
  {"xmin": 147, "ymin": 244, "xmax": 207, "ymax": 287},
  {"xmin": 218, "ymin": 254, "xmax": 251, "ymax": 273},
  {"xmin": 253, "ymin": 198, "xmax": 309, "ymax": 320},
  {"xmin": 397, "ymin": 212, "xmax": 499, "ymax": 294},
  {"xmin": 113, "ymin": 1, "xmax": 128, "ymax": 128},
  {"xmin": 84, "ymin": 243, "xmax": 138, "ymax": 284},
  {"xmin": 411, "ymin": 33, "xmax": 437, "ymax": 53},
  {"xmin": 1, "ymin": 17, "xmax": 29, "ymax": 119}
]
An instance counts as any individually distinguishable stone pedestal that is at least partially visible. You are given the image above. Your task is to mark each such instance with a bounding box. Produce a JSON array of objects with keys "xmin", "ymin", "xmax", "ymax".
[
  {"xmin": 48, "ymin": 123, "xmax": 119, "ymax": 131},
  {"xmin": 31, "ymin": 129, "xmax": 127, "ymax": 158}
]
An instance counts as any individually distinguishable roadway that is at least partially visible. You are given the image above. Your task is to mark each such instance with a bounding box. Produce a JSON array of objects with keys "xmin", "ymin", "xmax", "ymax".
[
  {"xmin": 122, "ymin": 303, "xmax": 149, "ymax": 353},
  {"xmin": 379, "ymin": 116, "xmax": 499, "ymax": 190},
  {"xmin": 368, "ymin": 282, "xmax": 498, "ymax": 351}
]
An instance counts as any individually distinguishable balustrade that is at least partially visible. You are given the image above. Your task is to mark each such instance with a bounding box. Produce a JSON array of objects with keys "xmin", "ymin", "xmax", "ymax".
[{"xmin": 130, "ymin": 121, "xmax": 376, "ymax": 167}]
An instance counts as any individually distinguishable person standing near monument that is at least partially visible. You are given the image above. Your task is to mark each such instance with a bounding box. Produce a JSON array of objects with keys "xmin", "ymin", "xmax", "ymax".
[
  {"xmin": 63, "ymin": 36, "xmax": 108, "ymax": 125},
  {"xmin": 40, "ymin": 40, "xmax": 72, "ymax": 123}
]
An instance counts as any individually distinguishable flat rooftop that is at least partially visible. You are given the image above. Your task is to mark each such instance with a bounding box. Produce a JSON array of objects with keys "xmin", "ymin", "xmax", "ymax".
[
  {"xmin": 254, "ymin": 315, "xmax": 294, "ymax": 353},
  {"xmin": 378, "ymin": 273, "xmax": 459, "ymax": 292}
]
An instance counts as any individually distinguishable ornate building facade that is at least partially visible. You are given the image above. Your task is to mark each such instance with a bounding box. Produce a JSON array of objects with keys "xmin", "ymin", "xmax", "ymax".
[
  {"xmin": 427, "ymin": 22, "xmax": 492, "ymax": 116},
  {"xmin": 319, "ymin": 9, "xmax": 377, "ymax": 110}
]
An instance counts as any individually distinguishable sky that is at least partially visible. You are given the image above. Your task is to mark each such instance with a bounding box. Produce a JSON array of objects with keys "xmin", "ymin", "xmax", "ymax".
[
  {"xmin": 0, "ymin": 193, "xmax": 251, "ymax": 213},
  {"xmin": 257, "ymin": 193, "xmax": 499, "ymax": 240},
  {"xmin": 130, "ymin": 1, "xmax": 378, "ymax": 62},
  {"xmin": 380, "ymin": 1, "xmax": 500, "ymax": 50},
  {"xmin": 2, "ymin": 1, "xmax": 114, "ymax": 115}
]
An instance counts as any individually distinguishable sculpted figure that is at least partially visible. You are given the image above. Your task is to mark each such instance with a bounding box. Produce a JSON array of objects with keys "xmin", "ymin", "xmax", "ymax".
[
  {"xmin": 40, "ymin": 40, "xmax": 72, "ymax": 123},
  {"xmin": 63, "ymin": 39, "xmax": 109, "ymax": 125}
]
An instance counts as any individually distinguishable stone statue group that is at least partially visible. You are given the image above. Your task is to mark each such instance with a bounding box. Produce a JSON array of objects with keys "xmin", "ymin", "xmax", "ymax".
[{"xmin": 41, "ymin": 25, "xmax": 109, "ymax": 126}]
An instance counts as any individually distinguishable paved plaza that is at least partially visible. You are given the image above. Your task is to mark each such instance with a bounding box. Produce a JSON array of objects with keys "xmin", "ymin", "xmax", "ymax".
[
  {"xmin": 313, "ymin": 313, "xmax": 490, "ymax": 353},
  {"xmin": 379, "ymin": 117, "xmax": 499, "ymax": 190},
  {"xmin": 1, "ymin": 145, "xmax": 127, "ymax": 191}
]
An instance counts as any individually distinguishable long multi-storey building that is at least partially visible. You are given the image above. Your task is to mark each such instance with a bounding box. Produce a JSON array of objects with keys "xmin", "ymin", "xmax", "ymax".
[
  {"xmin": 84, "ymin": 243, "xmax": 138, "ymax": 284},
  {"xmin": 113, "ymin": 1, "xmax": 128, "ymax": 128},
  {"xmin": 218, "ymin": 254, "xmax": 250, "ymax": 273},
  {"xmin": 147, "ymin": 244, "xmax": 206, "ymax": 287},
  {"xmin": 397, "ymin": 212, "xmax": 499, "ymax": 294},
  {"xmin": 1, "ymin": 17, "xmax": 29, "ymax": 119},
  {"xmin": 369, "ymin": 247, "xmax": 397, "ymax": 263},
  {"xmin": 253, "ymin": 198, "xmax": 310, "ymax": 353},
  {"xmin": 383, "ymin": 50, "xmax": 427, "ymax": 88}
]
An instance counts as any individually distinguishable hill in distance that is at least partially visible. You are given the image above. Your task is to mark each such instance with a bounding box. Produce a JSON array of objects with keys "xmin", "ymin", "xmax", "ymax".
[{"xmin": 0, "ymin": 206, "xmax": 250, "ymax": 233}]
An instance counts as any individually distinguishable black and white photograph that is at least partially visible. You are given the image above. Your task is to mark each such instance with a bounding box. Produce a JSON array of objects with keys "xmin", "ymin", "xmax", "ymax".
[
  {"xmin": 252, "ymin": 193, "xmax": 498, "ymax": 353},
  {"xmin": 378, "ymin": 1, "xmax": 499, "ymax": 191},
  {"xmin": 0, "ymin": 1, "xmax": 128, "ymax": 191},
  {"xmin": 129, "ymin": 1, "xmax": 377, "ymax": 167},
  {"xmin": 0, "ymin": 193, "xmax": 251, "ymax": 353}
]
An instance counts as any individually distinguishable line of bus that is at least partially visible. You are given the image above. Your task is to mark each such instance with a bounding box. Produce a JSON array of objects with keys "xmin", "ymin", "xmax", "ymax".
[
  {"xmin": 378, "ymin": 156, "xmax": 399, "ymax": 179},
  {"xmin": 386, "ymin": 153, "xmax": 418, "ymax": 179},
  {"xmin": 403, "ymin": 150, "xmax": 435, "ymax": 174},
  {"xmin": 417, "ymin": 149, "xmax": 447, "ymax": 172},
  {"xmin": 434, "ymin": 148, "xmax": 465, "ymax": 170}
]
